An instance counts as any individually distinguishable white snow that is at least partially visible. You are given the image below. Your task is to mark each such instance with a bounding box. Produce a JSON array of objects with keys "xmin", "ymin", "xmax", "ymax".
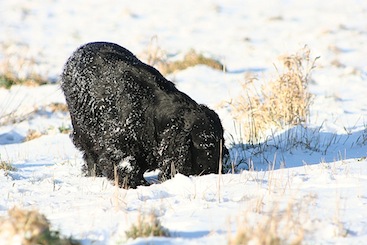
[
  {"xmin": 119, "ymin": 156, "xmax": 134, "ymax": 172},
  {"xmin": 1, "ymin": 0, "xmax": 367, "ymax": 244}
]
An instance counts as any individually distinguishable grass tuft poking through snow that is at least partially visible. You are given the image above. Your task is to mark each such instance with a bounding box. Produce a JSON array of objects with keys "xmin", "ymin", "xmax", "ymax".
[
  {"xmin": 140, "ymin": 37, "xmax": 225, "ymax": 75},
  {"xmin": 24, "ymin": 129, "xmax": 43, "ymax": 142},
  {"xmin": 0, "ymin": 207, "xmax": 80, "ymax": 245},
  {"xmin": 228, "ymin": 197, "xmax": 309, "ymax": 245},
  {"xmin": 226, "ymin": 46, "xmax": 318, "ymax": 145},
  {"xmin": 160, "ymin": 49, "xmax": 225, "ymax": 75},
  {"xmin": 125, "ymin": 212, "xmax": 170, "ymax": 240},
  {"xmin": 0, "ymin": 159, "xmax": 16, "ymax": 173}
]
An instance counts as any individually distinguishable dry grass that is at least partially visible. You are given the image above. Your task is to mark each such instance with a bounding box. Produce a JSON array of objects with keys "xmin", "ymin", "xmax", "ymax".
[
  {"xmin": 125, "ymin": 212, "xmax": 170, "ymax": 240},
  {"xmin": 140, "ymin": 36, "xmax": 167, "ymax": 69},
  {"xmin": 228, "ymin": 200, "xmax": 306, "ymax": 245},
  {"xmin": 0, "ymin": 207, "xmax": 79, "ymax": 245},
  {"xmin": 226, "ymin": 46, "xmax": 318, "ymax": 144},
  {"xmin": 1, "ymin": 102, "xmax": 70, "ymax": 136},
  {"xmin": 0, "ymin": 160, "xmax": 16, "ymax": 172},
  {"xmin": 140, "ymin": 37, "xmax": 225, "ymax": 75},
  {"xmin": 0, "ymin": 42, "xmax": 48, "ymax": 89},
  {"xmin": 47, "ymin": 102, "xmax": 69, "ymax": 113},
  {"xmin": 159, "ymin": 49, "xmax": 225, "ymax": 75},
  {"xmin": 356, "ymin": 125, "xmax": 367, "ymax": 146},
  {"xmin": 58, "ymin": 125, "xmax": 72, "ymax": 134},
  {"xmin": 0, "ymin": 159, "xmax": 16, "ymax": 177},
  {"xmin": 24, "ymin": 129, "xmax": 43, "ymax": 142}
]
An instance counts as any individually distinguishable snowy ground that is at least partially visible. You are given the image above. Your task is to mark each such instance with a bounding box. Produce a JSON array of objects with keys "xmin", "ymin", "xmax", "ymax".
[{"xmin": 0, "ymin": 0, "xmax": 367, "ymax": 244}]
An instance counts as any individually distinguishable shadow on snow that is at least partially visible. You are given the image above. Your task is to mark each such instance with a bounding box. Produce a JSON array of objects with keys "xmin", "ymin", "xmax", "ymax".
[{"xmin": 228, "ymin": 125, "xmax": 367, "ymax": 171}]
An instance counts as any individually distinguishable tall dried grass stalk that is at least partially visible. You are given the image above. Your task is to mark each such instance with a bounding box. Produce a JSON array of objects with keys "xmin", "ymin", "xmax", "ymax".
[
  {"xmin": 141, "ymin": 36, "xmax": 167, "ymax": 69},
  {"xmin": 217, "ymin": 139, "xmax": 223, "ymax": 202},
  {"xmin": 228, "ymin": 46, "xmax": 318, "ymax": 144}
]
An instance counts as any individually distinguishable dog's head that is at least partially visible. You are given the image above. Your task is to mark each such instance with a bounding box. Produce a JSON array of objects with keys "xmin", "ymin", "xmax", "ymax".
[{"xmin": 188, "ymin": 105, "xmax": 229, "ymax": 175}]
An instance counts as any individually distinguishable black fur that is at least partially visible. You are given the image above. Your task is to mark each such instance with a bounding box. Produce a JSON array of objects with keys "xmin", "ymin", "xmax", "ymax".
[{"xmin": 61, "ymin": 42, "xmax": 228, "ymax": 188}]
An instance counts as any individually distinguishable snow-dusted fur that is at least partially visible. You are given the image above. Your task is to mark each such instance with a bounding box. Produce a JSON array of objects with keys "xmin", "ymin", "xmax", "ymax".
[{"xmin": 61, "ymin": 42, "xmax": 227, "ymax": 188}]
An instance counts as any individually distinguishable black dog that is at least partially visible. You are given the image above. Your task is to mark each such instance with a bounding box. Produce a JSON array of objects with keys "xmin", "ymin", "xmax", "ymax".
[{"xmin": 61, "ymin": 42, "xmax": 228, "ymax": 188}]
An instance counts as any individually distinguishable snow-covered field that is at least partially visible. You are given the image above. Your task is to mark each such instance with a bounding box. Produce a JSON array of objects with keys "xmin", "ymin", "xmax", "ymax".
[{"xmin": 1, "ymin": 0, "xmax": 367, "ymax": 244}]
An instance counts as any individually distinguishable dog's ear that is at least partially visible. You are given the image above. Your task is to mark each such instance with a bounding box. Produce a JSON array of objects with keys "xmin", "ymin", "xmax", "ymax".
[{"xmin": 182, "ymin": 107, "xmax": 217, "ymax": 148}]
